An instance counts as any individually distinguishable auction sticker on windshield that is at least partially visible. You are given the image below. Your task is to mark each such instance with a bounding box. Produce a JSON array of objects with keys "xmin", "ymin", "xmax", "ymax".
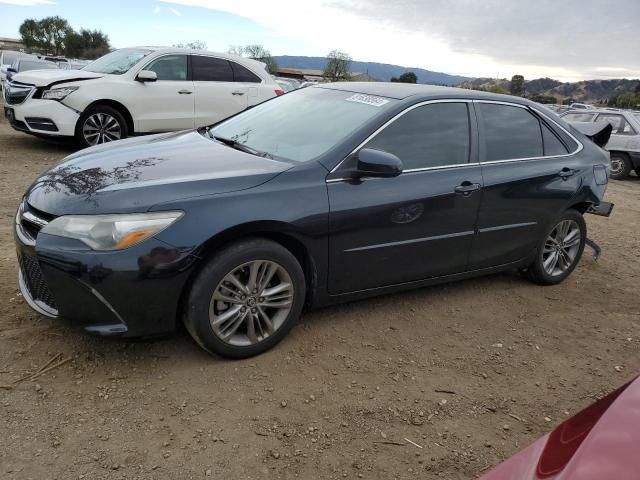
[{"xmin": 345, "ymin": 93, "xmax": 390, "ymax": 107}]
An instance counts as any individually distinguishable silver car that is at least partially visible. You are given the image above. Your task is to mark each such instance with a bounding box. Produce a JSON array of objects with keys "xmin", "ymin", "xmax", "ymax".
[{"xmin": 562, "ymin": 108, "xmax": 640, "ymax": 179}]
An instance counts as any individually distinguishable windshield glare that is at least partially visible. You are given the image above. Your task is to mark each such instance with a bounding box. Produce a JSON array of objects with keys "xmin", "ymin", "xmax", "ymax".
[
  {"xmin": 82, "ymin": 48, "xmax": 150, "ymax": 75},
  {"xmin": 211, "ymin": 87, "xmax": 397, "ymax": 162}
]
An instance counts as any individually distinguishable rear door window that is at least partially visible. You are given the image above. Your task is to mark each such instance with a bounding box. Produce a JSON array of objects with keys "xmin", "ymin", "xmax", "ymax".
[
  {"xmin": 192, "ymin": 55, "xmax": 234, "ymax": 82},
  {"xmin": 477, "ymin": 103, "xmax": 543, "ymax": 162},
  {"xmin": 541, "ymin": 123, "xmax": 569, "ymax": 156},
  {"xmin": 230, "ymin": 62, "xmax": 261, "ymax": 83}
]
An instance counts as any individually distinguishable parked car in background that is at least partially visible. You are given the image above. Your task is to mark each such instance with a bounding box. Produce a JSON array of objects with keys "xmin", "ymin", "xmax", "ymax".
[
  {"xmin": 4, "ymin": 58, "xmax": 59, "ymax": 82},
  {"xmin": 274, "ymin": 77, "xmax": 297, "ymax": 93},
  {"xmin": 562, "ymin": 108, "xmax": 640, "ymax": 179},
  {"xmin": 15, "ymin": 84, "xmax": 612, "ymax": 358},
  {"xmin": 3, "ymin": 47, "xmax": 282, "ymax": 147},
  {"xmin": 57, "ymin": 60, "xmax": 89, "ymax": 70},
  {"xmin": 481, "ymin": 375, "xmax": 640, "ymax": 480},
  {"xmin": 569, "ymin": 102, "xmax": 595, "ymax": 110},
  {"xmin": 0, "ymin": 50, "xmax": 33, "ymax": 90}
]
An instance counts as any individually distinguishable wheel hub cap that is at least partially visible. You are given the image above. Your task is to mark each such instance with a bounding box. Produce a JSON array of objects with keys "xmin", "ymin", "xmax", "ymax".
[
  {"xmin": 209, "ymin": 260, "xmax": 294, "ymax": 347},
  {"xmin": 83, "ymin": 113, "xmax": 121, "ymax": 146},
  {"xmin": 542, "ymin": 219, "xmax": 581, "ymax": 277}
]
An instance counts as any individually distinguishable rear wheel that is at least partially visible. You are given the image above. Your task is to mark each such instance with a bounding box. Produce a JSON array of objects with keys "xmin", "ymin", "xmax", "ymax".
[
  {"xmin": 184, "ymin": 238, "xmax": 305, "ymax": 358},
  {"xmin": 525, "ymin": 209, "xmax": 586, "ymax": 286},
  {"xmin": 609, "ymin": 153, "xmax": 631, "ymax": 180},
  {"xmin": 76, "ymin": 105, "xmax": 128, "ymax": 148}
]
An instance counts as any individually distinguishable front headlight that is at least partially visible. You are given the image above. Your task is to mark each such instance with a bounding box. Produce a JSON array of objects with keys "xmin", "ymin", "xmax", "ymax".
[
  {"xmin": 41, "ymin": 211, "xmax": 183, "ymax": 251},
  {"xmin": 41, "ymin": 86, "xmax": 79, "ymax": 101}
]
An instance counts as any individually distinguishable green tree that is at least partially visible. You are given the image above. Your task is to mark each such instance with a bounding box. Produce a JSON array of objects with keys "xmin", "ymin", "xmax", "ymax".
[
  {"xmin": 509, "ymin": 74, "xmax": 525, "ymax": 96},
  {"xmin": 173, "ymin": 40, "xmax": 207, "ymax": 50},
  {"xmin": 323, "ymin": 50, "xmax": 351, "ymax": 82},
  {"xmin": 391, "ymin": 72, "xmax": 417, "ymax": 83},
  {"xmin": 19, "ymin": 17, "xmax": 110, "ymax": 57},
  {"xmin": 65, "ymin": 28, "xmax": 110, "ymax": 59},
  {"xmin": 487, "ymin": 84, "xmax": 507, "ymax": 94}
]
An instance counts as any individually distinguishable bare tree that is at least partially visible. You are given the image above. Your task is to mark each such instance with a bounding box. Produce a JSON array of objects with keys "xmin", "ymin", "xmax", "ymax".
[
  {"xmin": 227, "ymin": 44, "xmax": 278, "ymax": 73},
  {"xmin": 173, "ymin": 41, "xmax": 207, "ymax": 50},
  {"xmin": 323, "ymin": 50, "xmax": 351, "ymax": 82}
]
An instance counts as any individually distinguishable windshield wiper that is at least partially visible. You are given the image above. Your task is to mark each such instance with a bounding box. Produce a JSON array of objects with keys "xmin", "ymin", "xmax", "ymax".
[{"xmin": 211, "ymin": 134, "xmax": 273, "ymax": 159}]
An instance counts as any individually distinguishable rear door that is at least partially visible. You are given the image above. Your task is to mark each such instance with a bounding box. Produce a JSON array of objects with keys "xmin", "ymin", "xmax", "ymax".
[
  {"xmin": 468, "ymin": 101, "xmax": 582, "ymax": 269},
  {"xmin": 191, "ymin": 55, "xmax": 248, "ymax": 128},
  {"xmin": 327, "ymin": 101, "xmax": 482, "ymax": 294},
  {"xmin": 133, "ymin": 54, "xmax": 194, "ymax": 132}
]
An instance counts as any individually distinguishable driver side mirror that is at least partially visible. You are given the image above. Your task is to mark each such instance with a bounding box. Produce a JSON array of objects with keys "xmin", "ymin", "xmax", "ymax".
[
  {"xmin": 136, "ymin": 70, "xmax": 157, "ymax": 83},
  {"xmin": 353, "ymin": 148, "xmax": 403, "ymax": 178}
]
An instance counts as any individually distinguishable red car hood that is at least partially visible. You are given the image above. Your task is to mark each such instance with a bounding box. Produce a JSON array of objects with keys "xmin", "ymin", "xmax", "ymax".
[{"xmin": 481, "ymin": 375, "xmax": 640, "ymax": 480}]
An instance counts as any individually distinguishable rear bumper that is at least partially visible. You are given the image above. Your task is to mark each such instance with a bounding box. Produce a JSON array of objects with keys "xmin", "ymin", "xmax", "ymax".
[{"xmin": 15, "ymin": 218, "xmax": 199, "ymax": 337}]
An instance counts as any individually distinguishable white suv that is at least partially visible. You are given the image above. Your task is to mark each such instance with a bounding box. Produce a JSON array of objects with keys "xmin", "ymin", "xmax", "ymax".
[{"xmin": 3, "ymin": 47, "xmax": 283, "ymax": 147}]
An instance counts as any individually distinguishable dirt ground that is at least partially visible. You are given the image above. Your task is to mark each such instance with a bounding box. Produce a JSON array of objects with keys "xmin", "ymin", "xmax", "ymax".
[{"xmin": 0, "ymin": 112, "xmax": 639, "ymax": 480}]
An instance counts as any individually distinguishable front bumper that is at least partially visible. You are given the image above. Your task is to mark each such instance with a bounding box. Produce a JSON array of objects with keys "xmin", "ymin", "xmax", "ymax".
[
  {"xmin": 6, "ymin": 97, "xmax": 79, "ymax": 137},
  {"xmin": 15, "ymin": 208, "xmax": 199, "ymax": 337}
]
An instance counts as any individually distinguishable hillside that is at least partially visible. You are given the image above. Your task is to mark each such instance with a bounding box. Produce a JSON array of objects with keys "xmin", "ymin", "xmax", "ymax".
[
  {"xmin": 457, "ymin": 77, "xmax": 640, "ymax": 104},
  {"xmin": 272, "ymin": 55, "xmax": 470, "ymax": 86}
]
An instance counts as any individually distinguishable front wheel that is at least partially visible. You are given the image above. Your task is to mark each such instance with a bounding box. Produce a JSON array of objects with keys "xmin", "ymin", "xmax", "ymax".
[
  {"xmin": 525, "ymin": 209, "xmax": 586, "ymax": 286},
  {"xmin": 75, "ymin": 105, "xmax": 128, "ymax": 148},
  {"xmin": 184, "ymin": 238, "xmax": 306, "ymax": 358}
]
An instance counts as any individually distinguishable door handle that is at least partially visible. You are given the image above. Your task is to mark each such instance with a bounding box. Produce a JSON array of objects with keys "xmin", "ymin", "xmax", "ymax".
[
  {"xmin": 558, "ymin": 167, "xmax": 575, "ymax": 180},
  {"xmin": 454, "ymin": 182, "xmax": 481, "ymax": 196},
  {"xmin": 231, "ymin": 91, "xmax": 245, "ymax": 96},
  {"xmin": 178, "ymin": 90, "xmax": 192, "ymax": 94}
]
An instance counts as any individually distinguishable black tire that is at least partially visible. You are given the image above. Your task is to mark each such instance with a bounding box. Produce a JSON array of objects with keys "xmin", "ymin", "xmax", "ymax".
[
  {"xmin": 525, "ymin": 209, "xmax": 586, "ymax": 286},
  {"xmin": 609, "ymin": 152, "xmax": 631, "ymax": 180},
  {"xmin": 75, "ymin": 105, "xmax": 128, "ymax": 148},
  {"xmin": 184, "ymin": 238, "xmax": 306, "ymax": 358}
]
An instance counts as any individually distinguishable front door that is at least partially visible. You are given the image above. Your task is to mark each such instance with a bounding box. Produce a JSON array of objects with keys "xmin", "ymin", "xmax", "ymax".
[
  {"xmin": 134, "ymin": 54, "xmax": 194, "ymax": 132},
  {"xmin": 191, "ymin": 55, "xmax": 248, "ymax": 128},
  {"xmin": 327, "ymin": 101, "xmax": 482, "ymax": 294}
]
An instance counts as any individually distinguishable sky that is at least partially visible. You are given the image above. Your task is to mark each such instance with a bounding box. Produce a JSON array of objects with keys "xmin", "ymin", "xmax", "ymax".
[{"xmin": 0, "ymin": 0, "xmax": 638, "ymax": 82}]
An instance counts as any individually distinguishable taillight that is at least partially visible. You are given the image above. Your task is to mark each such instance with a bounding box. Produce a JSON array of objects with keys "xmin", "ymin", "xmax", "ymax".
[{"xmin": 275, "ymin": 89, "xmax": 284, "ymax": 96}]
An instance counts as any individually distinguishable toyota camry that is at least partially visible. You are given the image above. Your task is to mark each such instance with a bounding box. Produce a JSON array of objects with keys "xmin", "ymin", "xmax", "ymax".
[{"xmin": 15, "ymin": 83, "xmax": 613, "ymax": 358}]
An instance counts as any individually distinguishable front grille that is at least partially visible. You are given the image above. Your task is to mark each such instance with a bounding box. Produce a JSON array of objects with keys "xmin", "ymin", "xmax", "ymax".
[
  {"xmin": 19, "ymin": 253, "xmax": 58, "ymax": 310},
  {"xmin": 20, "ymin": 202, "xmax": 56, "ymax": 241},
  {"xmin": 4, "ymin": 82, "xmax": 34, "ymax": 105}
]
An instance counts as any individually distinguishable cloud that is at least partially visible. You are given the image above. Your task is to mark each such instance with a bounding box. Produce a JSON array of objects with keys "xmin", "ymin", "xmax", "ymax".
[
  {"xmin": 169, "ymin": 7, "xmax": 182, "ymax": 16},
  {"xmin": 0, "ymin": 0, "xmax": 55, "ymax": 4},
  {"xmin": 157, "ymin": 0, "xmax": 640, "ymax": 80},
  {"xmin": 153, "ymin": 24, "xmax": 210, "ymax": 34}
]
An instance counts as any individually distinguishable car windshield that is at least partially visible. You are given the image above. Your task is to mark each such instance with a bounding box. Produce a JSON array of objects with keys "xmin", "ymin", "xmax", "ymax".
[
  {"xmin": 18, "ymin": 61, "xmax": 58, "ymax": 72},
  {"xmin": 210, "ymin": 87, "xmax": 397, "ymax": 162},
  {"xmin": 82, "ymin": 48, "xmax": 151, "ymax": 75}
]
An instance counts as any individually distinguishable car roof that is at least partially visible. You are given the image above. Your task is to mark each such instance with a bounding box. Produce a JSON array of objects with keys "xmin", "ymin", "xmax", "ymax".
[{"xmin": 318, "ymin": 81, "xmax": 535, "ymax": 105}]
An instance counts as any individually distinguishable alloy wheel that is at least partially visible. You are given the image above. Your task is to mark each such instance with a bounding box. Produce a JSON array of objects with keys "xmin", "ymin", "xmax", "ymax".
[
  {"xmin": 209, "ymin": 260, "xmax": 294, "ymax": 347},
  {"xmin": 542, "ymin": 219, "xmax": 581, "ymax": 276},
  {"xmin": 609, "ymin": 157, "xmax": 624, "ymax": 176},
  {"xmin": 82, "ymin": 113, "xmax": 122, "ymax": 145}
]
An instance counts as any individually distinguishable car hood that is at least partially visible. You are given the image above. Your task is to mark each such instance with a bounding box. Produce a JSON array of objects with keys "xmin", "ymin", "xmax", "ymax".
[
  {"xmin": 480, "ymin": 375, "xmax": 640, "ymax": 480},
  {"xmin": 11, "ymin": 68, "xmax": 104, "ymax": 87},
  {"xmin": 25, "ymin": 130, "xmax": 293, "ymax": 216}
]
